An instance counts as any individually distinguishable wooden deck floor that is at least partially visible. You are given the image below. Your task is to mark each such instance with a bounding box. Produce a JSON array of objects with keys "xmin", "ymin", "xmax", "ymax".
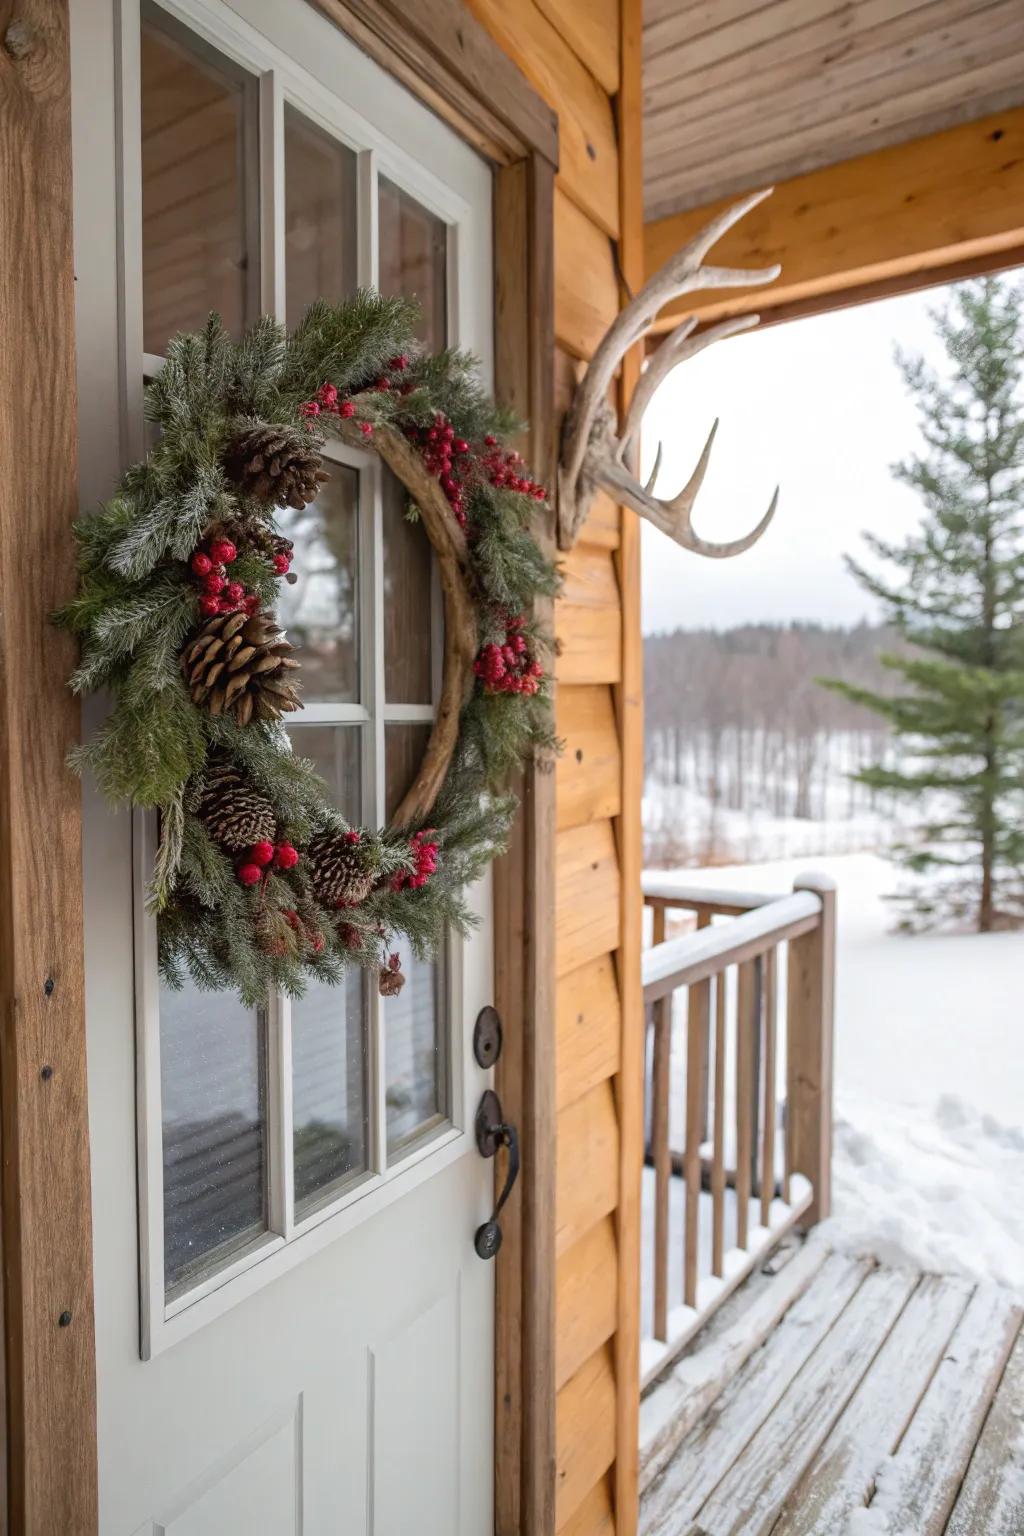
[{"xmin": 639, "ymin": 1237, "xmax": 1024, "ymax": 1536}]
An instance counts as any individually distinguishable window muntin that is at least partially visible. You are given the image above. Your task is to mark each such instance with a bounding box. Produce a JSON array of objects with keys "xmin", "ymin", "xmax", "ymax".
[{"xmin": 136, "ymin": 3, "xmax": 466, "ymax": 1320}]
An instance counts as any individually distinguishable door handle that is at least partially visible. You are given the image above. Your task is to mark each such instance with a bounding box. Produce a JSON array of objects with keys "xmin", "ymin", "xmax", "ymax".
[{"xmin": 473, "ymin": 1089, "xmax": 520, "ymax": 1260}]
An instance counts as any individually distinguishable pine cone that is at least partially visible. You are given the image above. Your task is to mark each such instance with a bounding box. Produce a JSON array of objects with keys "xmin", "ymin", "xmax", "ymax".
[
  {"xmin": 181, "ymin": 609, "xmax": 301, "ymax": 727},
  {"xmin": 204, "ymin": 516, "xmax": 294, "ymax": 564},
  {"xmin": 307, "ymin": 831, "xmax": 375, "ymax": 909},
  {"xmin": 379, "ymin": 965, "xmax": 406, "ymax": 998},
  {"xmin": 196, "ymin": 761, "xmax": 276, "ymax": 851},
  {"xmin": 223, "ymin": 424, "xmax": 329, "ymax": 510}
]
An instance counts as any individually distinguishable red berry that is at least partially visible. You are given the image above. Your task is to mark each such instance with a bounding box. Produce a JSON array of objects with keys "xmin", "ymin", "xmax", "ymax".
[
  {"xmin": 237, "ymin": 863, "xmax": 263, "ymax": 887},
  {"xmin": 317, "ymin": 383, "xmax": 338, "ymax": 409},
  {"xmin": 191, "ymin": 551, "xmax": 213, "ymax": 577},
  {"xmin": 226, "ymin": 581, "xmax": 245, "ymax": 603},
  {"xmin": 250, "ymin": 840, "xmax": 274, "ymax": 867},
  {"xmin": 199, "ymin": 595, "xmax": 220, "ymax": 617},
  {"xmin": 210, "ymin": 538, "xmax": 237, "ymax": 565},
  {"xmin": 203, "ymin": 570, "xmax": 226, "ymax": 595},
  {"xmin": 484, "ymin": 434, "xmax": 497, "ymax": 447},
  {"xmin": 387, "ymin": 354, "xmax": 409, "ymax": 372},
  {"xmin": 272, "ymin": 553, "xmax": 291, "ymax": 574},
  {"xmin": 274, "ymin": 842, "xmax": 299, "ymax": 870},
  {"xmin": 243, "ymin": 594, "xmax": 261, "ymax": 616},
  {"xmin": 339, "ymin": 400, "xmax": 355, "ymax": 419},
  {"xmin": 359, "ymin": 421, "xmax": 373, "ymax": 437},
  {"xmin": 344, "ymin": 829, "xmax": 360, "ymax": 845},
  {"xmin": 454, "ymin": 439, "xmax": 469, "ymax": 454},
  {"xmin": 217, "ymin": 596, "xmax": 238, "ymax": 614},
  {"xmin": 300, "ymin": 400, "xmax": 320, "ymax": 418}
]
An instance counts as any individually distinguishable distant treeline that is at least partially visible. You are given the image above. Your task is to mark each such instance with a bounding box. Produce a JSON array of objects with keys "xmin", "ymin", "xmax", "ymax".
[{"xmin": 645, "ymin": 622, "xmax": 899, "ymax": 824}]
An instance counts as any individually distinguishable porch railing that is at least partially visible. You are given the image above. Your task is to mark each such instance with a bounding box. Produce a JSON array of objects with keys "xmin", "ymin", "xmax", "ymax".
[{"xmin": 639, "ymin": 871, "xmax": 836, "ymax": 1388}]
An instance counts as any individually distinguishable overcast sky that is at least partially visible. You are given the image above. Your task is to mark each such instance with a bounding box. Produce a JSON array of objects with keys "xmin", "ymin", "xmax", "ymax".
[{"xmin": 640, "ymin": 283, "xmax": 964, "ymax": 635}]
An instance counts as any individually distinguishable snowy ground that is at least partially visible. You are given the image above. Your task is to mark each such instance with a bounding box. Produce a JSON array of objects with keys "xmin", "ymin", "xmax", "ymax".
[{"xmin": 649, "ymin": 851, "xmax": 1024, "ymax": 1293}]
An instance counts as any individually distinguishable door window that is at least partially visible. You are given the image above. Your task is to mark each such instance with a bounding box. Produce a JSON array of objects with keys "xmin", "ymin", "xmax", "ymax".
[{"xmin": 135, "ymin": 0, "xmax": 471, "ymax": 1333}]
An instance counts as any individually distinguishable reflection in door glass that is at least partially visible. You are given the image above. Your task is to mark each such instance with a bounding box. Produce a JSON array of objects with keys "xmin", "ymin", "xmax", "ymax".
[
  {"xmin": 384, "ymin": 936, "xmax": 447, "ymax": 1154},
  {"xmin": 140, "ymin": 5, "xmax": 258, "ymax": 354},
  {"xmin": 285, "ymin": 105, "xmax": 359, "ymax": 330},
  {"xmin": 159, "ymin": 977, "xmax": 268, "ymax": 1298},
  {"xmin": 383, "ymin": 469, "xmax": 434, "ymax": 704},
  {"xmin": 276, "ymin": 465, "xmax": 360, "ymax": 702},
  {"xmin": 287, "ymin": 725, "xmax": 369, "ymax": 1212},
  {"xmin": 378, "ymin": 176, "xmax": 447, "ymax": 350}
]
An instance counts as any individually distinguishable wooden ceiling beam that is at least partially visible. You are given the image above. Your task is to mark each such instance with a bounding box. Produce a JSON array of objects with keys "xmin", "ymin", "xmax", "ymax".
[{"xmin": 643, "ymin": 105, "xmax": 1024, "ymax": 333}]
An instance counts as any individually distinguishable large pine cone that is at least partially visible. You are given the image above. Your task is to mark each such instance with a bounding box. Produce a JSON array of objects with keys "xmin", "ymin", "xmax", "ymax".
[
  {"xmin": 203, "ymin": 516, "xmax": 294, "ymax": 565},
  {"xmin": 196, "ymin": 761, "xmax": 276, "ymax": 851},
  {"xmin": 307, "ymin": 831, "xmax": 375, "ymax": 909},
  {"xmin": 223, "ymin": 424, "xmax": 329, "ymax": 510},
  {"xmin": 182, "ymin": 609, "xmax": 301, "ymax": 727}
]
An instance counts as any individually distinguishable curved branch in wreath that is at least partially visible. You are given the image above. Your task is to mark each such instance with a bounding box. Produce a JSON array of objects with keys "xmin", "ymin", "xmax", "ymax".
[{"xmin": 343, "ymin": 421, "xmax": 478, "ymax": 830}]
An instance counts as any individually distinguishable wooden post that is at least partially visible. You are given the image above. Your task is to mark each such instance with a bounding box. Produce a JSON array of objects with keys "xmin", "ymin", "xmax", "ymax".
[{"xmin": 786, "ymin": 873, "xmax": 837, "ymax": 1226}]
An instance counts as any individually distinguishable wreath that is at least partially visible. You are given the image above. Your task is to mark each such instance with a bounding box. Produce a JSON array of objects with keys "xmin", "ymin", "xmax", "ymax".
[{"xmin": 58, "ymin": 291, "xmax": 559, "ymax": 1006}]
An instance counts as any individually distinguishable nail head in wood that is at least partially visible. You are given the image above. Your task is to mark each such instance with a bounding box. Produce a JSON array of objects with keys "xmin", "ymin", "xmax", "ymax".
[
  {"xmin": 43, "ymin": 976, "xmax": 55, "ymax": 997},
  {"xmin": 58, "ymin": 1311, "xmax": 72, "ymax": 1328},
  {"xmin": 40, "ymin": 1065, "xmax": 54, "ymax": 1082}
]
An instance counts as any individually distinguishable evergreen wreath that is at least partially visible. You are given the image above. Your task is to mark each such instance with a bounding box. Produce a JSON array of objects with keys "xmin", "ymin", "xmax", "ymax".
[{"xmin": 58, "ymin": 292, "xmax": 559, "ymax": 1006}]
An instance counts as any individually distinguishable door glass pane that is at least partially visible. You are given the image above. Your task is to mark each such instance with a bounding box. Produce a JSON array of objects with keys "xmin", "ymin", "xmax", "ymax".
[
  {"xmin": 287, "ymin": 725, "xmax": 369, "ymax": 1212},
  {"xmin": 383, "ymin": 470, "xmax": 434, "ymax": 704},
  {"xmin": 385, "ymin": 722, "xmax": 432, "ymax": 823},
  {"xmin": 378, "ymin": 176, "xmax": 447, "ymax": 350},
  {"xmin": 160, "ymin": 978, "xmax": 267, "ymax": 1298},
  {"xmin": 276, "ymin": 463, "xmax": 360, "ymax": 703},
  {"xmin": 385, "ymin": 937, "xmax": 447, "ymax": 1154},
  {"xmin": 141, "ymin": 6, "xmax": 258, "ymax": 354},
  {"xmin": 285, "ymin": 105, "xmax": 358, "ymax": 331}
]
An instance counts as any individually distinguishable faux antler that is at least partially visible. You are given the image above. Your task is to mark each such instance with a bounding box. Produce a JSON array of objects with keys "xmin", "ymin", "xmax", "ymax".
[{"xmin": 557, "ymin": 187, "xmax": 782, "ymax": 554}]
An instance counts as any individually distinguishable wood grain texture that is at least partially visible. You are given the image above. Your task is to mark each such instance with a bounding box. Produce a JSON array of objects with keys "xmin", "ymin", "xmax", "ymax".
[
  {"xmin": 556, "ymin": 1080, "xmax": 620, "ymax": 1257},
  {"xmin": 556, "ymin": 685, "xmax": 622, "ymax": 832},
  {"xmin": 556, "ymin": 1216, "xmax": 619, "ymax": 1390},
  {"xmin": 465, "ymin": 0, "xmax": 619, "ymax": 234},
  {"xmin": 556, "ymin": 545, "xmax": 623, "ymax": 685},
  {"xmin": 554, "ymin": 189, "xmax": 619, "ymax": 358},
  {"xmin": 644, "ymin": 104, "xmax": 1024, "ymax": 331},
  {"xmin": 612, "ymin": 3, "xmax": 646, "ymax": 1526},
  {"xmin": 313, "ymin": 0, "xmax": 557, "ymax": 166},
  {"xmin": 641, "ymin": 0, "xmax": 1024, "ymax": 217},
  {"xmin": 536, "ymin": 0, "xmax": 620, "ymax": 94},
  {"xmin": 683, "ymin": 980, "xmax": 709, "ymax": 1308},
  {"xmin": 772, "ymin": 1273, "xmax": 971, "ymax": 1535},
  {"xmin": 859, "ymin": 1285, "xmax": 1023, "ymax": 1536},
  {"xmin": 491, "ymin": 147, "xmax": 558, "ymax": 1535},
  {"xmin": 555, "ymin": 1343, "xmax": 617, "ymax": 1529},
  {"xmin": 556, "ymin": 952, "xmax": 621, "ymax": 1112},
  {"xmin": 555, "ymin": 821, "xmax": 621, "ymax": 977},
  {"xmin": 0, "ymin": 3, "xmax": 98, "ymax": 1529},
  {"xmin": 946, "ymin": 1326, "xmax": 1024, "ymax": 1536},
  {"xmin": 558, "ymin": 1471, "xmax": 615, "ymax": 1536},
  {"xmin": 787, "ymin": 876, "xmax": 836, "ymax": 1225}
]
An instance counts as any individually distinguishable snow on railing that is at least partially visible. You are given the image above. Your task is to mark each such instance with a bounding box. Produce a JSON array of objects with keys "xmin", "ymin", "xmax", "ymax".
[{"xmin": 639, "ymin": 873, "xmax": 836, "ymax": 1393}]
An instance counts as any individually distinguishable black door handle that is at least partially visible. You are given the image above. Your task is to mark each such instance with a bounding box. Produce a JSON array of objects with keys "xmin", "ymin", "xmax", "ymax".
[{"xmin": 473, "ymin": 1089, "xmax": 520, "ymax": 1260}]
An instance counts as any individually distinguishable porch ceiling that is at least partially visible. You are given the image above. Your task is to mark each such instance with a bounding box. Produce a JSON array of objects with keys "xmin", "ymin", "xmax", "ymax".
[{"xmin": 643, "ymin": 0, "xmax": 1024, "ymax": 222}]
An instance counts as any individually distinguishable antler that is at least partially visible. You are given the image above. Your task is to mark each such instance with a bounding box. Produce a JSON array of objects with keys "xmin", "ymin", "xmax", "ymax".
[{"xmin": 557, "ymin": 187, "xmax": 782, "ymax": 554}]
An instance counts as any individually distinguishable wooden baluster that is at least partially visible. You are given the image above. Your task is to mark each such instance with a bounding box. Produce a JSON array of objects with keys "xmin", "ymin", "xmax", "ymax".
[
  {"xmin": 711, "ymin": 969, "xmax": 726, "ymax": 1278},
  {"xmin": 735, "ymin": 958, "xmax": 757, "ymax": 1250},
  {"xmin": 684, "ymin": 977, "xmax": 709, "ymax": 1309},
  {"xmin": 651, "ymin": 905, "xmax": 671, "ymax": 1341},
  {"xmin": 787, "ymin": 873, "xmax": 838, "ymax": 1225},
  {"xmin": 760, "ymin": 946, "xmax": 777, "ymax": 1228}
]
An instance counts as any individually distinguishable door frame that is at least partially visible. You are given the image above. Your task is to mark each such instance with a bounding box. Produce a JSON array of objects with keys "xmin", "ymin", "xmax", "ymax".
[{"xmin": 0, "ymin": 2, "xmax": 557, "ymax": 1532}]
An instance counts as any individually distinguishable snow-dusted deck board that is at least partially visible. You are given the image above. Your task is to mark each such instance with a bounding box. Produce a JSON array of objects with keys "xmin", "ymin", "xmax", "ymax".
[
  {"xmin": 946, "ymin": 1329, "xmax": 1024, "ymax": 1536},
  {"xmin": 640, "ymin": 1252, "xmax": 870, "ymax": 1536},
  {"xmin": 688, "ymin": 1265, "xmax": 917, "ymax": 1535},
  {"xmin": 858, "ymin": 1284, "xmax": 1023, "ymax": 1536},
  {"xmin": 639, "ymin": 1237, "xmax": 831, "ymax": 1494},
  {"xmin": 771, "ymin": 1272, "xmax": 973, "ymax": 1535}
]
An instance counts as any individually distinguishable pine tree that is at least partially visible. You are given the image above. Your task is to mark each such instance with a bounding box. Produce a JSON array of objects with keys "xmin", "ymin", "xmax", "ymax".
[{"xmin": 822, "ymin": 278, "xmax": 1024, "ymax": 932}]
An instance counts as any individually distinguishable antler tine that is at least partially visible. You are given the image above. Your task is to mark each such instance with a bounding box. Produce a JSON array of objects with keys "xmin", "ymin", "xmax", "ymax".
[
  {"xmin": 620, "ymin": 313, "xmax": 760, "ymax": 459},
  {"xmin": 560, "ymin": 188, "xmax": 779, "ymax": 497},
  {"xmin": 601, "ymin": 447, "xmax": 780, "ymax": 559}
]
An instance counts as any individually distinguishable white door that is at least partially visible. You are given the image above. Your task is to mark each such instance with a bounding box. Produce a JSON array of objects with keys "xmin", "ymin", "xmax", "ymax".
[{"xmin": 70, "ymin": 3, "xmax": 498, "ymax": 1531}]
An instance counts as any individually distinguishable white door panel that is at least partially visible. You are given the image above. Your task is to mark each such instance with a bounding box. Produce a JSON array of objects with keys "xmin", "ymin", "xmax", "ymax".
[{"xmin": 70, "ymin": 2, "xmax": 496, "ymax": 1530}]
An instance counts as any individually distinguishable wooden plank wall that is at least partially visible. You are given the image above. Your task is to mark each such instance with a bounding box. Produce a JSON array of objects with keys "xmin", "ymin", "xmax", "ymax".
[{"xmin": 465, "ymin": 2, "xmax": 644, "ymax": 1530}]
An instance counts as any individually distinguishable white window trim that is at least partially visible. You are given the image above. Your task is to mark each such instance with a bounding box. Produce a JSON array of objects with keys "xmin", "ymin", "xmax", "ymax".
[{"xmin": 115, "ymin": 0, "xmax": 493, "ymax": 1357}]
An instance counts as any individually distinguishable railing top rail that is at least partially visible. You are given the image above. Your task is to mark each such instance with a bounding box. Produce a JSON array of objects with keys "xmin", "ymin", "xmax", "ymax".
[
  {"xmin": 641, "ymin": 877, "xmax": 778, "ymax": 913},
  {"xmin": 642, "ymin": 888, "xmax": 823, "ymax": 1004}
]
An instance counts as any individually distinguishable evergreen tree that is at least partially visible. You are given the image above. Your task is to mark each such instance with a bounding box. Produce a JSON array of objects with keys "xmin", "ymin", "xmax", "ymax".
[{"xmin": 822, "ymin": 278, "xmax": 1024, "ymax": 932}]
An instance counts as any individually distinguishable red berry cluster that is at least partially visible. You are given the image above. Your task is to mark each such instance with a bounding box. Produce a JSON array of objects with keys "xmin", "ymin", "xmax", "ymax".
[
  {"xmin": 190, "ymin": 536, "xmax": 261, "ymax": 619},
  {"xmin": 480, "ymin": 435, "xmax": 548, "ymax": 501},
  {"xmin": 474, "ymin": 614, "xmax": 543, "ymax": 696},
  {"xmin": 301, "ymin": 381, "xmax": 363, "ymax": 432},
  {"xmin": 237, "ymin": 839, "xmax": 299, "ymax": 887},
  {"xmin": 390, "ymin": 829, "xmax": 439, "ymax": 892},
  {"xmin": 284, "ymin": 908, "xmax": 325, "ymax": 953},
  {"xmin": 403, "ymin": 414, "xmax": 472, "ymax": 527}
]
